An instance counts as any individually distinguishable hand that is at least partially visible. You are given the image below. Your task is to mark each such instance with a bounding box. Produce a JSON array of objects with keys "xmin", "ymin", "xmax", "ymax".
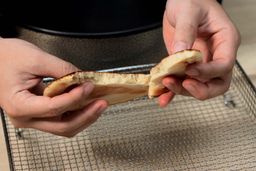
[
  {"xmin": 158, "ymin": 0, "xmax": 241, "ymax": 107},
  {"xmin": 0, "ymin": 38, "xmax": 108, "ymax": 137}
]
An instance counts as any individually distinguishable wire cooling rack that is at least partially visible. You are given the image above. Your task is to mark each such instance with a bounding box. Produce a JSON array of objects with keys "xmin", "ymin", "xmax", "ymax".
[{"xmin": 1, "ymin": 62, "xmax": 256, "ymax": 171}]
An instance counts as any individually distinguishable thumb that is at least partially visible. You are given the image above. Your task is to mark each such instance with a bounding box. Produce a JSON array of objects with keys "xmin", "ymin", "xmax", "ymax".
[
  {"xmin": 35, "ymin": 52, "xmax": 79, "ymax": 78},
  {"xmin": 168, "ymin": 4, "xmax": 202, "ymax": 53}
]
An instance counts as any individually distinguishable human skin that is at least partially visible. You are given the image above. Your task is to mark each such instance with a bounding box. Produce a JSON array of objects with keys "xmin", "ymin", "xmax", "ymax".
[
  {"xmin": 158, "ymin": 0, "xmax": 241, "ymax": 107},
  {"xmin": 0, "ymin": 38, "xmax": 108, "ymax": 137},
  {"xmin": 0, "ymin": 0, "xmax": 240, "ymax": 137}
]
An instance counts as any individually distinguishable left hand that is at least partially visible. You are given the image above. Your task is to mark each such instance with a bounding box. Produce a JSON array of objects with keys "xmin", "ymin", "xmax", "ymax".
[
  {"xmin": 158, "ymin": 0, "xmax": 241, "ymax": 107},
  {"xmin": 0, "ymin": 38, "xmax": 108, "ymax": 137}
]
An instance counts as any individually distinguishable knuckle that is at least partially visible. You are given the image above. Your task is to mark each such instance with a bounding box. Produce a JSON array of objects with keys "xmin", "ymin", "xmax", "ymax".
[
  {"xmin": 48, "ymin": 110, "xmax": 59, "ymax": 117},
  {"xmin": 48, "ymin": 103, "xmax": 62, "ymax": 117},
  {"xmin": 186, "ymin": 22, "xmax": 197, "ymax": 32}
]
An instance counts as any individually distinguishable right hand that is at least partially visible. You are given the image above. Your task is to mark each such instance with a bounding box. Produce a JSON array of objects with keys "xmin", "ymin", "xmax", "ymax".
[
  {"xmin": 158, "ymin": 0, "xmax": 240, "ymax": 107},
  {"xmin": 0, "ymin": 38, "xmax": 108, "ymax": 137}
]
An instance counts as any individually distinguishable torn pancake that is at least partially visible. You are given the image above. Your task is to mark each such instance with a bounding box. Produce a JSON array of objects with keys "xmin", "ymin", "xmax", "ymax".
[
  {"xmin": 43, "ymin": 49, "xmax": 202, "ymax": 106},
  {"xmin": 43, "ymin": 71, "xmax": 150, "ymax": 105}
]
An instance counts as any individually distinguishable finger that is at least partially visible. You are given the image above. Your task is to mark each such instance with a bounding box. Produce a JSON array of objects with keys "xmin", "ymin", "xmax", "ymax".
[
  {"xmin": 182, "ymin": 75, "xmax": 231, "ymax": 100},
  {"xmin": 158, "ymin": 92, "xmax": 175, "ymax": 108},
  {"xmin": 70, "ymin": 100, "xmax": 109, "ymax": 136},
  {"xmin": 11, "ymin": 82, "xmax": 94, "ymax": 118},
  {"xmin": 2, "ymin": 39, "xmax": 79, "ymax": 78},
  {"xmin": 186, "ymin": 16, "xmax": 240, "ymax": 80},
  {"xmin": 60, "ymin": 100, "xmax": 108, "ymax": 137},
  {"xmin": 33, "ymin": 51, "xmax": 79, "ymax": 78},
  {"xmin": 162, "ymin": 77, "xmax": 190, "ymax": 96},
  {"xmin": 29, "ymin": 100, "xmax": 108, "ymax": 137},
  {"xmin": 162, "ymin": 12, "xmax": 175, "ymax": 54},
  {"xmin": 168, "ymin": 3, "xmax": 202, "ymax": 53},
  {"xmin": 185, "ymin": 58, "xmax": 234, "ymax": 80}
]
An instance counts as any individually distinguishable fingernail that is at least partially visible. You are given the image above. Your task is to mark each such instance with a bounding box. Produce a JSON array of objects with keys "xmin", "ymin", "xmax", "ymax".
[
  {"xmin": 173, "ymin": 41, "xmax": 189, "ymax": 53},
  {"xmin": 186, "ymin": 69, "xmax": 199, "ymax": 76}
]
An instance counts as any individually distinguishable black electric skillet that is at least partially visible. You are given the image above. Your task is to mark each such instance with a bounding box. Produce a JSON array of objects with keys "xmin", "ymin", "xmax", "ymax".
[
  {"xmin": 1, "ymin": 0, "xmax": 222, "ymax": 37},
  {"xmin": 2, "ymin": 0, "xmax": 166, "ymax": 37}
]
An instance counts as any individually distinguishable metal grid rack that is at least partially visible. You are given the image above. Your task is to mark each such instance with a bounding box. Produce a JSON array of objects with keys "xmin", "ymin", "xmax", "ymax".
[{"xmin": 1, "ymin": 62, "xmax": 256, "ymax": 170}]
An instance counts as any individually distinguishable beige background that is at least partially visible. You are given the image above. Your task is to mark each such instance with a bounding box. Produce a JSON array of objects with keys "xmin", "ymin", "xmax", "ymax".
[{"xmin": 1, "ymin": 0, "xmax": 256, "ymax": 170}]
